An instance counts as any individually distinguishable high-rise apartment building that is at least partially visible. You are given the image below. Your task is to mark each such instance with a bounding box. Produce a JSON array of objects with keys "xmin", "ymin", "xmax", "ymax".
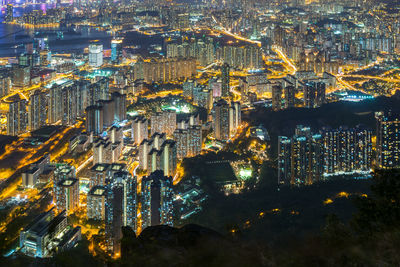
[
  {"xmin": 141, "ymin": 171, "xmax": 174, "ymax": 230},
  {"xmin": 322, "ymin": 126, "xmax": 372, "ymax": 174},
  {"xmin": 53, "ymin": 164, "xmax": 76, "ymax": 184},
  {"xmin": 188, "ymin": 125, "xmax": 202, "ymax": 157},
  {"xmin": 212, "ymin": 100, "xmax": 241, "ymax": 141},
  {"xmin": 132, "ymin": 116, "xmax": 149, "ymax": 145},
  {"xmin": 229, "ymin": 101, "xmax": 241, "ymax": 137},
  {"xmin": 28, "ymin": 90, "xmax": 47, "ymax": 131},
  {"xmin": 150, "ymin": 110, "xmax": 176, "ymax": 137},
  {"xmin": 5, "ymin": 4, "xmax": 13, "ymax": 22},
  {"xmin": 48, "ymin": 80, "xmax": 80, "ymax": 125},
  {"xmin": 278, "ymin": 126, "xmax": 324, "ymax": 185},
  {"xmin": 183, "ymin": 79, "xmax": 196, "ymax": 99},
  {"xmin": 304, "ymin": 82, "xmax": 326, "ymax": 108},
  {"xmin": 105, "ymin": 171, "xmax": 137, "ymax": 255},
  {"xmin": 272, "ymin": 85, "xmax": 282, "ymax": 111},
  {"xmin": 173, "ymin": 128, "xmax": 189, "ymax": 159},
  {"xmin": 0, "ymin": 70, "xmax": 11, "ymax": 98},
  {"xmin": 193, "ymin": 87, "xmax": 213, "ymax": 111},
  {"xmin": 93, "ymin": 137, "xmax": 123, "ymax": 165},
  {"xmin": 85, "ymin": 91, "xmax": 126, "ymax": 135},
  {"xmin": 173, "ymin": 125, "xmax": 202, "ymax": 159},
  {"xmin": 54, "ymin": 178, "xmax": 79, "ymax": 214},
  {"xmin": 221, "ymin": 63, "xmax": 230, "ymax": 97},
  {"xmin": 376, "ymin": 111, "xmax": 400, "ymax": 169},
  {"xmin": 284, "ymin": 86, "xmax": 295, "ymax": 109},
  {"xmin": 7, "ymin": 96, "xmax": 27, "ymax": 136},
  {"xmin": 212, "ymin": 99, "xmax": 230, "ymax": 141},
  {"xmin": 87, "ymin": 186, "xmax": 107, "ymax": 221},
  {"xmin": 134, "ymin": 57, "xmax": 196, "ymax": 83},
  {"xmin": 139, "ymin": 133, "xmax": 166, "ymax": 171},
  {"xmin": 139, "ymin": 133, "xmax": 177, "ymax": 176}
]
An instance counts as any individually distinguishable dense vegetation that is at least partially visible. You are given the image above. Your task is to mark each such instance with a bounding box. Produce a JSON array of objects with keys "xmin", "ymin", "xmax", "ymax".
[
  {"xmin": 3, "ymin": 170, "xmax": 400, "ymax": 266},
  {"xmin": 244, "ymin": 95, "xmax": 400, "ymax": 156}
]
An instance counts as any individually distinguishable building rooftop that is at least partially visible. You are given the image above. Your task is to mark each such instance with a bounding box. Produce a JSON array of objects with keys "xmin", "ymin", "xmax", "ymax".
[
  {"xmin": 24, "ymin": 208, "xmax": 67, "ymax": 237},
  {"xmin": 88, "ymin": 186, "xmax": 107, "ymax": 196},
  {"xmin": 91, "ymin": 163, "xmax": 110, "ymax": 172},
  {"xmin": 59, "ymin": 178, "xmax": 78, "ymax": 187}
]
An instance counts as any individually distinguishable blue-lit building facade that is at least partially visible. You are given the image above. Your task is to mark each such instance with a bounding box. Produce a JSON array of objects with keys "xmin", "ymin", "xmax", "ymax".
[
  {"xmin": 376, "ymin": 111, "xmax": 400, "ymax": 169},
  {"xmin": 279, "ymin": 125, "xmax": 373, "ymax": 185},
  {"xmin": 141, "ymin": 170, "xmax": 174, "ymax": 230},
  {"xmin": 322, "ymin": 126, "xmax": 372, "ymax": 175},
  {"xmin": 104, "ymin": 170, "xmax": 137, "ymax": 255},
  {"xmin": 19, "ymin": 208, "xmax": 81, "ymax": 258},
  {"xmin": 278, "ymin": 126, "xmax": 324, "ymax": 185}
]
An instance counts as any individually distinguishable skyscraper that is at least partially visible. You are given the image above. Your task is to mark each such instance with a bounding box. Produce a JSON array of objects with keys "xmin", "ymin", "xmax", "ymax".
[
  {"xmin": 93, "ymin": 137, "xmax": 122, "ymax": 165},
  {"xmin": 173, "ymin": 128, "xmax": 189, "ymax": 159},
  {"xmin": 221, "ymin": 63, "xmax": 230, "ymax": 97},
  {"xmin": 159, "ymin": 140, "xmax": 177, "ymax": 177},
  {"xmin": 229, "ymin": 101, "xmax": 241, "ymax": 137},
  {"xmin": 212, "ymin": 99, "xmax": 230, "ymax": 141},
  {"xmin": 138, "ymin": 133, "xmax": 177, "ymax": 176},
  {"xmin": 304, "ymin": 82, "xmax": 326, "ymax": 108},
  {"xmin": 111, "ymin": 38, "xmax": 123, "ymax": 64},
  {"xmin": 105, "ymin": 171, "xmax": 137, "ymax": 255},
  {"xmin": 322, "ymin": 126, "xmax": 372, "ymax": 174},
  {"xmin": 376, "ymin": 111, "xmax": 400, "ymax": 169},
  {"xmin": 188, "ymin": 125, "xmax": 202, "ymax": 157},
  {"xmin": 13, "ymin": 66, "xmax": 30, "ymax": 87},
  {"xmin": 141, "ymin": 171, "xmax": 174, "ymax": 230},
  {"xmin": 54, "ymin": 178, "xmax": 79, "ymax": 214},
  {"xmin": 139, "ymin": 133, "xmax": 166, "ymax": 171},
  {"xmin": 0, "ymin": 70, "xmax": 11, "ymax": 98},
  {"xmin": 284, "ymin": 86, "xmax": 295, "ymax": 109},
  {"xmin": 7, "ymin": 96, "xmax": 27, "ymax": 136},
  {"xmin": 85, "ymin": 105, "xmax": 104, "ymax": 135},
  {"xmin": 110, "ymin": 92, "xmax": 127, "ymax": 123},
  {"xmin": 53, "ymin": 164, "xmax": 76, "ymax": 184},
  {"xmin": 183, "ymin": 79, "xmax": 196, "ymax": 99},
  {"xmin": 48, "ymin": 80, "xmax": 79, "ymax": 125},
  {"xmin": 278, "ymin": 136, "xmax": 292, "ymax": 185},
  {"xmin": 278, "ymin": 126, "xmax": 324, "ymax": 185},
  {"xmin": 151, "ymin": 110, "xmax": 176, "ymax": 137},
  {"xmin": 272, "ymin": 85, "xmax": 282, "ymax": 111},
  {"xmin": 89, "ymin": 41, "xmax": 104, "ymax": 68},
  {"xmin": 132, "ymin": 116, "xmax": 149, "ymax": 145},
  {"xmin": 28, "ymin": 90, "xmax": 47, "ymax": 131},
  {"xmin": 61, "ymin": 83, "xmax": 78, "ymax": 126},
  {"xmin": 89, "ymin": 163, "xmax": 110, "ymax": 187},
  {"xmin": 5, "ymin": 4, "xmax": 13, "ymax": 23}
]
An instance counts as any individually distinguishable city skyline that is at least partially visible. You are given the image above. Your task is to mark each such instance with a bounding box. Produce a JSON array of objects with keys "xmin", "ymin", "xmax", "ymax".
[{"xmin": 0, "ymin": 0, "xmax": 399, "ymax": 265}]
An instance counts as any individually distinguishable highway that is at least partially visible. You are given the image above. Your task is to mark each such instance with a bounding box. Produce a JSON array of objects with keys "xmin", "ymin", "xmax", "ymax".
[{"xmin": 271, "ymin": 45, "xmax": 297, "ymax": 76}]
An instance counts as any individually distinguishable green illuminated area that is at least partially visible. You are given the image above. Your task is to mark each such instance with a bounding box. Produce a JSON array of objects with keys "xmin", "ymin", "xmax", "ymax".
[
  {"xmin": 128, "ymin": 96, "xmax": 199, "ymax": 117},
  {"xmin": 44, "ymin": 78, "xmax": 71, "ymax": 88},
  {"xmin": 239, "ymin": 168, "xmax": 252, "ymax": 180},
  {"xmin": 75, "ymin": 68, "xmax": 115, "ymax": 79},
  {"xmin": 161, "ymin": 102, "xmax": 192, "ymax": 114},
  {"xmin": 230, "ymin": 160, "xmax": 253, "ymax": 181}
]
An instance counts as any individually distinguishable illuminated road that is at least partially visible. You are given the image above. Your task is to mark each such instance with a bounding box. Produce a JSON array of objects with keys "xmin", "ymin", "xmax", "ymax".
[
  {"xmin": 76, "ymin": 155, "xmax": 94, "ymax": 174},
  {"xmin": 142, "ymin": 89, "xmax": 183, "ymax": 99},
  {"xmin": 271, "ymin": 45, "xmax": 297, "ymax": 76},
  {"xmin": 0, "ymin": 122, "xmax": 84, "ymax": 201}
]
